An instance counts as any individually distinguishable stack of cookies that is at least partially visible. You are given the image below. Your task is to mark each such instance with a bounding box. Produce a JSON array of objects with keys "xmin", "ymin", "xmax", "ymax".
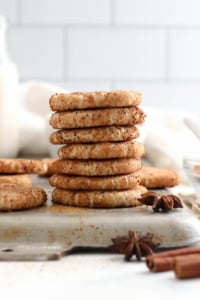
[{"xmin": 49, "ymin": 90, "xmax": 147, "ymax": 208}]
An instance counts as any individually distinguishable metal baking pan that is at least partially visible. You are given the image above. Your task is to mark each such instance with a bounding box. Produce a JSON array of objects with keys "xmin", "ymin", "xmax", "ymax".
[{"xmin": 0, "ymin": 175, "xmax": 200, "ymax": 261}]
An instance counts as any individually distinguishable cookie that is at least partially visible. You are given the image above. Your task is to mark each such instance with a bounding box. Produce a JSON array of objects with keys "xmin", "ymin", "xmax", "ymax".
[
  {"xmin": 49, "ymin": 106, "xmax": 146, "ymax": 129},
  {"xmin": 0, "ymin": 158, "xmax": 45, "ymax": 174},
  {"xmin": 54, "ymin": 158, "xmax": 142, "ymax": 176},
  {"xmin": 0, "ymin": 185, "xmax": 47, "ymax": 211},
  {"xmin": 193, "ymin": 164, "xmax": 200, "ymax": 175},
  {"xmin": 50, "ymin": 125, "xmax": 139, "ymax": 144},
  {"xmin": 49, "ymin": 90, "xmax": 142, "ymax": 111},
  {"xmin": 58, "ymin": 140, "xmax": 145, "ymax": 160},
  {"xmin": 49, "ymin": 173, "xmax": 140, "ymax": 190},
  {"xmin": 138, "ymin": 166, "xmax": 180, "ymax": 188},
  {"xmin": 0, "ymin": 174, "xmax": 32, "ymax": 186},
  {"xmin": 40, "ymin": 158, "xmax": 59, "ymax": 176},
  {"xmin": 51, "ymin": 185, "xmax": 147, "ymax": 208}
]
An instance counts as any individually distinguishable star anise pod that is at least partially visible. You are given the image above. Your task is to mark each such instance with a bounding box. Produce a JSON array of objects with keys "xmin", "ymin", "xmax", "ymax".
[
  {"xmin": 110, "ymin": 230, "xmax": 159, "ymax": 261},
  {"xmin": 139, "ymin": 191, "xmax": 183, "ymax": 212}
]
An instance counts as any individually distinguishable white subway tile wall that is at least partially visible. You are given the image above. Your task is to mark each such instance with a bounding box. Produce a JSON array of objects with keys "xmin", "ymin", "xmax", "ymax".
[
  {"xmin": 169, "ymin": 30, "xmax": 200, "ymax": 79},
  {"xmin": 1, "ymin": 0, "xmax": 200, "ymax": 115},
  {"xmin": 20, "ymin": 0, "xmax": 111, "ymax": 25},
  {"xmin": 8, "ymin": 28, "xmax": 63, "ymax": 79},
  {"xmin": 0, "ymin": 0, "xmax": 17, "ymax": 23},
  {"xmin": 115, "ymin": 0, "xmax": 200, "ymax": 25},
  {"xmin": 67, "ymin": 28, "xmax": 165, "ymax": 79}
]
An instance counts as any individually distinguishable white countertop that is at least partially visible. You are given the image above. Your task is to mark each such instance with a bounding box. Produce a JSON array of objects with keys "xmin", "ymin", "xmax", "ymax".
[
  {"xmin": 1, "ymin": 174, "xmax": 200, "ymax": 299},
  {"xmin": 1, "ymin": 251, "xmax": 200, "ymax": 300}
]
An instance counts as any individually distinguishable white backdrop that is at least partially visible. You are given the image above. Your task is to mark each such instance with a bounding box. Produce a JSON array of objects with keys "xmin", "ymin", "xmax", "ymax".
[{"xmin": 1, "ymin": 0, "xmax": 200, "ymax": 117}]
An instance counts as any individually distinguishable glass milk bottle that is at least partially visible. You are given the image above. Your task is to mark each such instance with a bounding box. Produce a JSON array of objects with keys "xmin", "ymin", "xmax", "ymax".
[{"xmin": 0, "ymin": 16, "xmax": 19, "ymax": 157}]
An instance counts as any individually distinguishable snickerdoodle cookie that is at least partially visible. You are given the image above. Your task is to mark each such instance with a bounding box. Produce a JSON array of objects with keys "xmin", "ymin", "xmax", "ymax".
[
  {"xmin": 49, "ymin": 90, "xmax": 142, "ymax": 111},
  {"xmin": 52, "ymin": 185, "xmax": 147, "ymax": 208}
]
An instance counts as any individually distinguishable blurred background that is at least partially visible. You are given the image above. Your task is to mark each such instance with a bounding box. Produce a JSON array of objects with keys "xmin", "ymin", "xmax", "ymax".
[
  {"xmin": 1, "ymin": 0, "xmax": 200, "ymax": 161},
  {"xmin": 1, "ymin": 0, "xmax": 200, "ymax": 116}
]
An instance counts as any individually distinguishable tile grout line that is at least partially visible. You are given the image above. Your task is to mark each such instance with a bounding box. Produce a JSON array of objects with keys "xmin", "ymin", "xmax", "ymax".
[
  {"xmin": 110, "ymin": 0, "xmax": 116, "ymax": 25},
  {"xmin": 164, "ymin": 28, "xmax": 170, "ymax": 81},
  {"xmin": 61, "ymin": 27, "xmax": 68, "ymax": 81},
  {"xmin": 16, "ymin": 0, "xmax": 21, "ymax": 25},
  {"xmin": 19, "ymin": 77, "xmax": 200, "ymax": 83},
  {"xmin": 9, "ymin": 22, "xmax": 200, "ymax": 30}
]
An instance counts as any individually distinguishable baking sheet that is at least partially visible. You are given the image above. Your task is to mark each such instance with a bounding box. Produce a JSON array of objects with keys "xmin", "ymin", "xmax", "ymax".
[{"xmin": 0, "ymin": 175, "xmax": 200, "ymax": 261}]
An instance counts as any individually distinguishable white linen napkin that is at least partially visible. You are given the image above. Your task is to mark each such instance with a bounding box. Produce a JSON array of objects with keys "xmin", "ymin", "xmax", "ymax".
[
  {"xmin": 141, "ymin": 107, "xmax": 200, "ymax": 181},
  {"xmin": 18, "ymin": 80, "xmax": 66, "ymax": 156},
  {"xmin": 141, "ymin": 106, "xmax": 200, "ymax": 217}
]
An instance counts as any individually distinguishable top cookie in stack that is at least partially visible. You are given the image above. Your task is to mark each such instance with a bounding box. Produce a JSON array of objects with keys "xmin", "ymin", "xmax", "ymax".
[{"xmin": 49, "ymin": 90, "xmax": 147, "ymax": 208}]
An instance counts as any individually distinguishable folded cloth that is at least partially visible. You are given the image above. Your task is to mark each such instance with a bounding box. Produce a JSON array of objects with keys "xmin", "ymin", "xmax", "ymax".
[
  {"xmin": 141, "ymin": 107, "xmax": 200, "ymax": 217},
  {"xmin": 18, "ymin": 80, "xmax": 66, "ymax": 156},
  {"xmin": 142, "ymin": 107, "xmax": 200, "ymax": 182},
  {"xmin": 178, "ymin": 191, "xmax": 200, "ymax": 218}
]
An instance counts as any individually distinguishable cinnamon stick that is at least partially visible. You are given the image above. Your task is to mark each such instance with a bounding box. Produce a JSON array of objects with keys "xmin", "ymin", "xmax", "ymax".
[
  {"xmin": 146, "ymin": 246, "xmax": 200, "ymax": 272},
  {"xmin": 173, "ymin": 254, "xmax": 200, "ymax": 279}
]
